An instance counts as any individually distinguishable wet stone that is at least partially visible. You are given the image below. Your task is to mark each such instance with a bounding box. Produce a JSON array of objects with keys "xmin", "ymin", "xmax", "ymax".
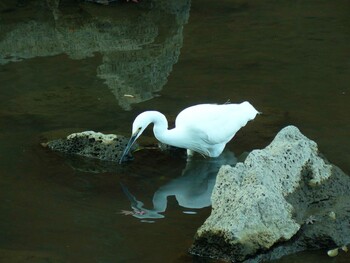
[
  {"xmin": 46, "ymin": 131, "xmax": 136, "ymax": 163},
  {"xmin": 190, "ymin": 125, "xmax": 350, "ymax": 262}
]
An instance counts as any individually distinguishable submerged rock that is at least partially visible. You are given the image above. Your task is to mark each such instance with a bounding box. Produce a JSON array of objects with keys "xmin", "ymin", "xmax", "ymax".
[
  {"xmin": 190, "ymin": 125, "xmax": 350, "ymax": 262},
  {"xmin": 45, "ymin": 131, "xmax": 136, "ymax": 163}
]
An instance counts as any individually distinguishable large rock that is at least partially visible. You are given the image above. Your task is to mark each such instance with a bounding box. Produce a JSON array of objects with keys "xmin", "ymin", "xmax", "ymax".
[{"xmin": 190, "ymin": 125, "xmax": 350, "ymax": 262}]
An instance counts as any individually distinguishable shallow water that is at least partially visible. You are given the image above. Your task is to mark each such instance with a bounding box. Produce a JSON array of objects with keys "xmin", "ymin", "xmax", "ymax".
[{"xmin": 0, "ymin": 0, "xmax": 349, "ymax": 262}]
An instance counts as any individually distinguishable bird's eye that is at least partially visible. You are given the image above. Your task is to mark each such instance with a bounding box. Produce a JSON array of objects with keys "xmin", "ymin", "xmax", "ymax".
[{"xmin": 138, "ymin": 127, "xmax": 142, "ymax": 131}]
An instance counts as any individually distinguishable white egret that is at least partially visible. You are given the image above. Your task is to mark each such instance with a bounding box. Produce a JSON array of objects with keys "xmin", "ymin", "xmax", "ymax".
[{"xmin": 119, "ymin": 101, "xmax": 259, "ymax": 163}]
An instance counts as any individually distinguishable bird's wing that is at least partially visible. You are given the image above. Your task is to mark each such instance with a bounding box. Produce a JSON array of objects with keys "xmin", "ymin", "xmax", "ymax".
[{"xmin": 175, "ymin": 103, "xmax": 256, "ymax": 145}]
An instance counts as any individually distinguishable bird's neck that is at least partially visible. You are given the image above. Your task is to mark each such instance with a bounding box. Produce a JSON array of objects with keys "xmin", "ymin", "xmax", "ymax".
[{"xmin": 149, "ymin": 112, "xmax": 184, "ymax": 147}]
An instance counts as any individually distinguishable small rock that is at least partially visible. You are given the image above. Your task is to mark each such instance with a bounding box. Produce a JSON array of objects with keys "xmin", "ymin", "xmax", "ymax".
[
  {"xmin": 329, "ymin": 211, "xmax": 336, "ymax": 220},
  {"xmin": 327, "ymin": 248, "xmax": 338, "ymax": 257},
  {"xmin": 46, "ymin": 131, "xmax": 137, "ymax": 163}
]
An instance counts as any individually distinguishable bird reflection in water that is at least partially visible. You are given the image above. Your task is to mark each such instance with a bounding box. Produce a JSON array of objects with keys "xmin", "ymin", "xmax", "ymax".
[{"xmin": 120, "ymin": 150, "xmax": 237, "ymax": 222}]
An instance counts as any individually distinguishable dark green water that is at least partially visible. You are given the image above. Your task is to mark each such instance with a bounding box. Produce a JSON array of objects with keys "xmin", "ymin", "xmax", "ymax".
[{"xmin": 0, "ymin": 0, "xmax": 349, "ymax": 262}]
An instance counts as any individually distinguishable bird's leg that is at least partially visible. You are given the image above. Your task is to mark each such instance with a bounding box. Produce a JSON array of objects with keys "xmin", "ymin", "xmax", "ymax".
[
  {"xmin": 186, "ymin": 149, "xmax": 208, "ymax": 161},
  {"xmin": 186, "ymin": 149, "xmax": 194, "ymax": 157},
  {"xmin": 186, "ymin": 149, "xmax": 194, "ymax": 162}
]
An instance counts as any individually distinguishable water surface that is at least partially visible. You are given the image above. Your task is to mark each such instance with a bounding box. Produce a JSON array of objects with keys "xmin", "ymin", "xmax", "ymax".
[{"xmin": 0, "ymin": 0, "xmax": 349, "ymax": 262}]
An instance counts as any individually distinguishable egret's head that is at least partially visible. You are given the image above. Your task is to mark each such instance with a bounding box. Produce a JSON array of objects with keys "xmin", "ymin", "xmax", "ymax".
[
  {"xmin": 131, "ymin": 112, "xmax": 153, "ymax": 140},
  {"xmin": 119, "ymin": 112, "xmax": 153, "ymax": 164}
]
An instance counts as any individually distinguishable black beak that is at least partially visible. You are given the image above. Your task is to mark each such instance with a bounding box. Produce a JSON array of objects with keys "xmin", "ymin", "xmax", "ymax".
[{"xmin": 119, "ymin": 131, "xmax": 139, "ymax": 164}]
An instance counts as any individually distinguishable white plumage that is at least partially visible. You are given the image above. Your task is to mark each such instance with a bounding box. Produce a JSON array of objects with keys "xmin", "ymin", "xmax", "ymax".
[{"xmin": 119, "ymin": 101, "xmax": 259, "ymax": 163}]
